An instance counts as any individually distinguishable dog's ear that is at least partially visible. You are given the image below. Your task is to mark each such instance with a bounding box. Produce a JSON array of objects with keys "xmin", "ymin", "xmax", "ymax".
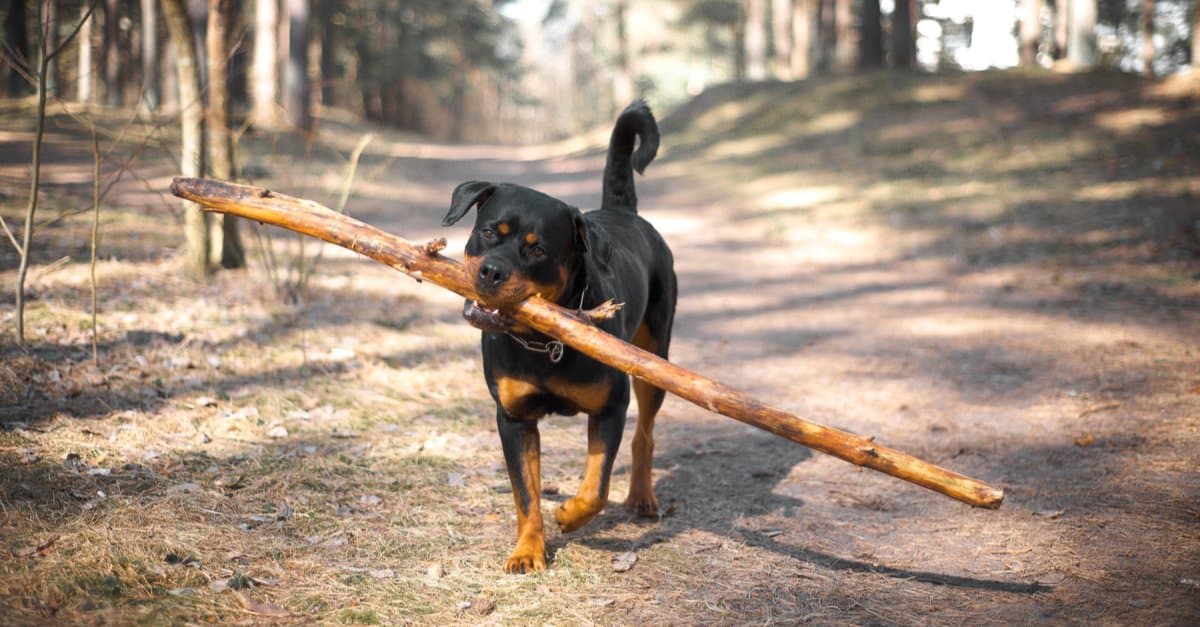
[
  {"xmin": 443, "ymin": 181, "xmax": 496, "ymax": 226},
  {"xmin": 572, "ymin": 211, "xmax": 589, "ymax": 254}
]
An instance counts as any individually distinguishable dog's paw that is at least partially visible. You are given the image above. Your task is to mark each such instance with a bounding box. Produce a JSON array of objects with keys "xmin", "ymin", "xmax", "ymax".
[
  {"xmin": 623, "ymin": 491, "xmax": 659, "ymax": 519},
  {"xmin": 503, "ymin": 550, "xmax": 546, "ymax": 574},
  {"xmin": 554, "ymin": 497, "xmax": 603, "ymax": 533}
]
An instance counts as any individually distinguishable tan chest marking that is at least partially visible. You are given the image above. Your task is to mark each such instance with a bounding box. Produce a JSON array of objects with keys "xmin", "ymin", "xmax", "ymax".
[
  {"xmin": 495, "ymin": 376, "xmax": 613, "ymax": 416},
  {"xmin": 546, "ymin": 378, "xmax": 613, "ymax": 415}
]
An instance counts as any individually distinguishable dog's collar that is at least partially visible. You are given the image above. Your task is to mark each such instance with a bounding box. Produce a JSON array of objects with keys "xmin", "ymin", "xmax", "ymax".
[
  {"xmin": 504, "ymin": 281, "xmax": 591, "ymax": 364},
  {"xmin": 505, "ymin": 333, "xmax": 565, "ymax": 363}
]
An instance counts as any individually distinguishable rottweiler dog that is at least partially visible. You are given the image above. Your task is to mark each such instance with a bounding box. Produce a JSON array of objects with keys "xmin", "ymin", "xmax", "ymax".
[{"xmin": 441, "ymin": 101, "xmax": 676, "ymax": 573}]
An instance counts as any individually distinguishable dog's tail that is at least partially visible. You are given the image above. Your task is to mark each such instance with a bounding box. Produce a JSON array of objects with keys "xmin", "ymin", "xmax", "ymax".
[{"xmin": 601, "ymin": 99, "xmax": 659, "ymax": 213}]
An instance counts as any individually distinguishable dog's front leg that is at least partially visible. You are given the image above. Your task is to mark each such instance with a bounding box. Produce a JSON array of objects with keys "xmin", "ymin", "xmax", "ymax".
[
  {"xmin": 554, "ymin": 404, "xmax": 627, "ymax": 533},
  {"xmin": 497, "ymin": 409, "xmax": 546, "ymax": 573}
]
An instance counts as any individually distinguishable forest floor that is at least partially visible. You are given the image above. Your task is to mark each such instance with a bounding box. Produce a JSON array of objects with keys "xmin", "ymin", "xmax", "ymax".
[{"xmin": 1, "ymin": 69, "xmax": 1198, "ymax": 625}]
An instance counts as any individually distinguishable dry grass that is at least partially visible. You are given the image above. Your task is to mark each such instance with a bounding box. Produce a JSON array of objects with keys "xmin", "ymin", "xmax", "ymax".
[{"xmin": 3, "ymin": 70, "xmax": 1200, "ymax": 624}]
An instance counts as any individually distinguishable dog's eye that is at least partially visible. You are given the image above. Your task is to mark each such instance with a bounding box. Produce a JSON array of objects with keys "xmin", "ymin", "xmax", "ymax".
[
  {"xmin": 528, "ymin": 245, "xmax": 547, "ymax": 259},
  {"xmin": 480, "ymin": 228, "xmax": 496, "ymax": 241}
]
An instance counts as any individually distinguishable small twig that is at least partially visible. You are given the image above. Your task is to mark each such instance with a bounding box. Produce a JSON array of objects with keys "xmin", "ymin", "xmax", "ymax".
[
  {"xmin": 419, "ymin": 238, "xmax": 447, "ymax": 256},
  {"xmin": 296, "ymin": 133, "xmax": 374, "ymax": 289},
  {"xmin": 1078, "ymin": 401, "xmax": 1120, "ymax": 418},
  {"xmin": 580, "ymin": 299, "xmax": 624, "ymax": 324}
]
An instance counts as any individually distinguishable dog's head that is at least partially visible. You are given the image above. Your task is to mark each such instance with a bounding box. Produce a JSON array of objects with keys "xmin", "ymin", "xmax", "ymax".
[{"xmin": 443, "ymin": 181, "xmax": 590, "ymax": 309}]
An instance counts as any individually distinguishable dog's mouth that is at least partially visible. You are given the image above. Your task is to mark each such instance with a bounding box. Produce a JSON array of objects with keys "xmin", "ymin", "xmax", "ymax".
[{"xmin": 463, "ymin": 300, "xmax": 516, "ymax": 333}]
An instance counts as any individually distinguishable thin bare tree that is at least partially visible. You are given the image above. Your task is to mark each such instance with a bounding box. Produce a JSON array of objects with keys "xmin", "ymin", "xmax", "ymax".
[
  {"xmin": 206, "ymin": 0, "xmax": 244, "ymax": 269},
  {"xmin": 7, "ymin": 1, "xmax": 97, "ymax": 345},
  {"xmin": 283, "ymin": 0, "xmax": 310, "ymax": 128},
  {"xmin": 77, "ymin": 1, "xmax": 94, "ymax": 101},
  {"xmin": 251, "ymin": 0, "xmax": 277, "ymax": 127},
  {"xmin": 162, "ymin": 0, "xmax": 210, "ymax": 278},
  {"xmin": 141, "ymin": 0, "xmax": 159, "ymax": 110}
]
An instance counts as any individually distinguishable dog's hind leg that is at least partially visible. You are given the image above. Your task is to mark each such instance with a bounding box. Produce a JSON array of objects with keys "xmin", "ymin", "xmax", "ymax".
[{"xmin": 625, "ymin": 321, "xmax": 670, "ymax": 518}]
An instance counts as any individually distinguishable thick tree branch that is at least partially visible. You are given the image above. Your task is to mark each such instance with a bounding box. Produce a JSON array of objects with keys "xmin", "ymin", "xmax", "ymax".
[{"xmin": 169, "ymin": 176, "xmax": 1005, "ymax": 509}]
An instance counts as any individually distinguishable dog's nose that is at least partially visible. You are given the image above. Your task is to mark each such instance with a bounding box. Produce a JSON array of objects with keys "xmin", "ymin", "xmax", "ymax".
[{"xmin": 478, "ymin": 261, "xmax": 509, "ymax": 288}]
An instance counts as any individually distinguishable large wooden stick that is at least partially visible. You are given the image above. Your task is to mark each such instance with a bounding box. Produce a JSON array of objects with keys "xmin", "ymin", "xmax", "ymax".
[{"xmin": 170, "ymin": 177, "xmax": 1004, "ymax": 509}]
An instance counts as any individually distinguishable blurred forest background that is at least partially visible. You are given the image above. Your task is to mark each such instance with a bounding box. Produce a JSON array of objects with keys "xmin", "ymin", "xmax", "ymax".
[
  {"xmin": 3, "ymin": 2, "xmax": 1200, "ymax": 623},
  {"xmin": 4, "ymin": 0, "xmax": 1199, "ymax": 145}
]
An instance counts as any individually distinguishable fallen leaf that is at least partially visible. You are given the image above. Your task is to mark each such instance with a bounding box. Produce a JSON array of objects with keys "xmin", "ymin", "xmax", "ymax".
[
  {"xmin": 266, "ymin": 426, "xmax": 289, "ymax": 439},
  {"xmin": 612, "ymin": 551, "xmax": 637, "ymax": 573},
  {"xmin": 208, "ymin": 580, "xmax": 229, "ymax": 593},
  {"xmin": 234, "ymin": 590, "xmax": 289, "ymax": 618},
  {"xmin": 1033, "ymin": 509, "xmax": 1064, "ymax": 519},
  {"xmin": 1073, "ymin": 434, "xmax": 1095, "ymax": 447},
  {"xmin": 588, "ymin": 597, "xmax": 616, "ymax": 607},
  {"xmin": 425, "ymin": 563, "xmax": 445, "ymax": 583}
]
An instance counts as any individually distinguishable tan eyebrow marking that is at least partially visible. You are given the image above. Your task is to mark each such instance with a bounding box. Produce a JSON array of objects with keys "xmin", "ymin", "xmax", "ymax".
[
  {"xmin": 498, "ymin": 222, "xmax": 512, "ymax": 236},
  {"xmin": 525, "ymin": 232, "xmax": 538, "ymax": 245}
]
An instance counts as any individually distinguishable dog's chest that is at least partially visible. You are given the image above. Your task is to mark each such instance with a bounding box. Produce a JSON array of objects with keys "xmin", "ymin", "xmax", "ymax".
[{"xmin": 495, "ymin": 374, "xmax": 613, "ymax": 418}]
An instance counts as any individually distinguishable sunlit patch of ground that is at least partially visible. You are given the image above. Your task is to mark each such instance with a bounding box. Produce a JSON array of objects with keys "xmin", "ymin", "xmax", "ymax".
[{"xmin": 2, "ymin": 70, "xmax": 1199, "ymax": 623}]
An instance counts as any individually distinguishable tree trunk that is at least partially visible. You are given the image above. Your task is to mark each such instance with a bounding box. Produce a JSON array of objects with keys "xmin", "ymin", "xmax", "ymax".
[
  {"xmin": 103, "ymin": 0, "xmax": 121, "ymax": 105},
  {"xmin": 890, "ymin": 0, "xmax": 914, "ymax": 69},
  {"xmin": 283, "ymin": 0, "xmax": 310, "ymax": 128},
  {"xmin": 791, "ymin": 0, "xmax": 812, "ymax": 78},
  {"xmin": 162, "ymin": 0, "xmax": 210, "ymax": 279},
  {"xmin": 44, "ymin": 0, "xmax": 58, "ymax": 96},
  {"xmin": 771, "ymin": 0, "xmax": 792, "ymax": 79},
  {"xmin": 1019, "ymin": 0, "xmax": 1041, "ymax": 66},
  {"xmin": 77, "ymin": 1, "xmax": 93, "ymax": 101},
  {"xmin": 317, "ymin": 0, "xmax": 335, "ymax": 105},
  {"xmin": 744, "ymin": 0, "xmax": 768, "ymax": 80},
  {"xmin": 5, "ymin": 0, "xmax": 30, "ymax": 96},
  {"xmin": 206, "ymin": 0, "xmax": 243, "ymax": 269},
  {"xmin": 611, "ymin": 0, "xmax": 633, "ymax": 111},
  {"xmin": 732, "ymin": 6, "xmax": 746, "ymax": 81},
  {"xmin": 141, "ymin": 0, "xmax": 159, "ymax": 110},
  {"xmin": 251, "ymin": 0, "xmax": 277, "ymax": 127},
  {"xmin": 815, "ymin": 0, "xmax": 834, "ymax": 73},
  {"xmin": 1067, "ymin": 0, "xmax": 1097, "ymax": 69},
  {"xmin": 833, "ymin": 0, "xmax": 853, "ymax": 71},
  {"xmin": 1193, "ymin": 1, "xmax": 1200, "ymax": 71},
  {"xmin": 1142, "ymin": 0, "xmax": 1155, "ymax": 77},
  {"xmin": 858, "ymin": 0, "xmax": 883, "ymax": 70},
  {"xmin": 170, "ymin": 177, "xmax": 1007, "ymax": 511}
]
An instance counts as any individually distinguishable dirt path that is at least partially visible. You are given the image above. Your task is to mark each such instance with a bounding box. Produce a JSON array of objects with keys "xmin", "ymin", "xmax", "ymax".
[{"xmin": 2, "ymin": 72, "xmax": 1198, "ymax": 624}]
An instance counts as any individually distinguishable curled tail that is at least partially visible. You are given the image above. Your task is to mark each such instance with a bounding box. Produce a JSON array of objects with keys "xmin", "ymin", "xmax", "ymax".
[{"xmin": 602, "ymin": 100, "xmax": 659, "ymax": 213}]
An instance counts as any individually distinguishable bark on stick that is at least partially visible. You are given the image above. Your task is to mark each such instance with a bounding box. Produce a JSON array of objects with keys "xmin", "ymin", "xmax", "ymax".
[{"xmin": 169, "ymin": 177, "xmax": 1005, "ymax": 509}]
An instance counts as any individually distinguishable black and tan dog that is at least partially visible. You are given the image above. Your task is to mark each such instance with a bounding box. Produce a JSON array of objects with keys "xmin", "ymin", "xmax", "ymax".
[{"xmin": 441, "ymin": 101, "xmax": 676, "ymax": 573}]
